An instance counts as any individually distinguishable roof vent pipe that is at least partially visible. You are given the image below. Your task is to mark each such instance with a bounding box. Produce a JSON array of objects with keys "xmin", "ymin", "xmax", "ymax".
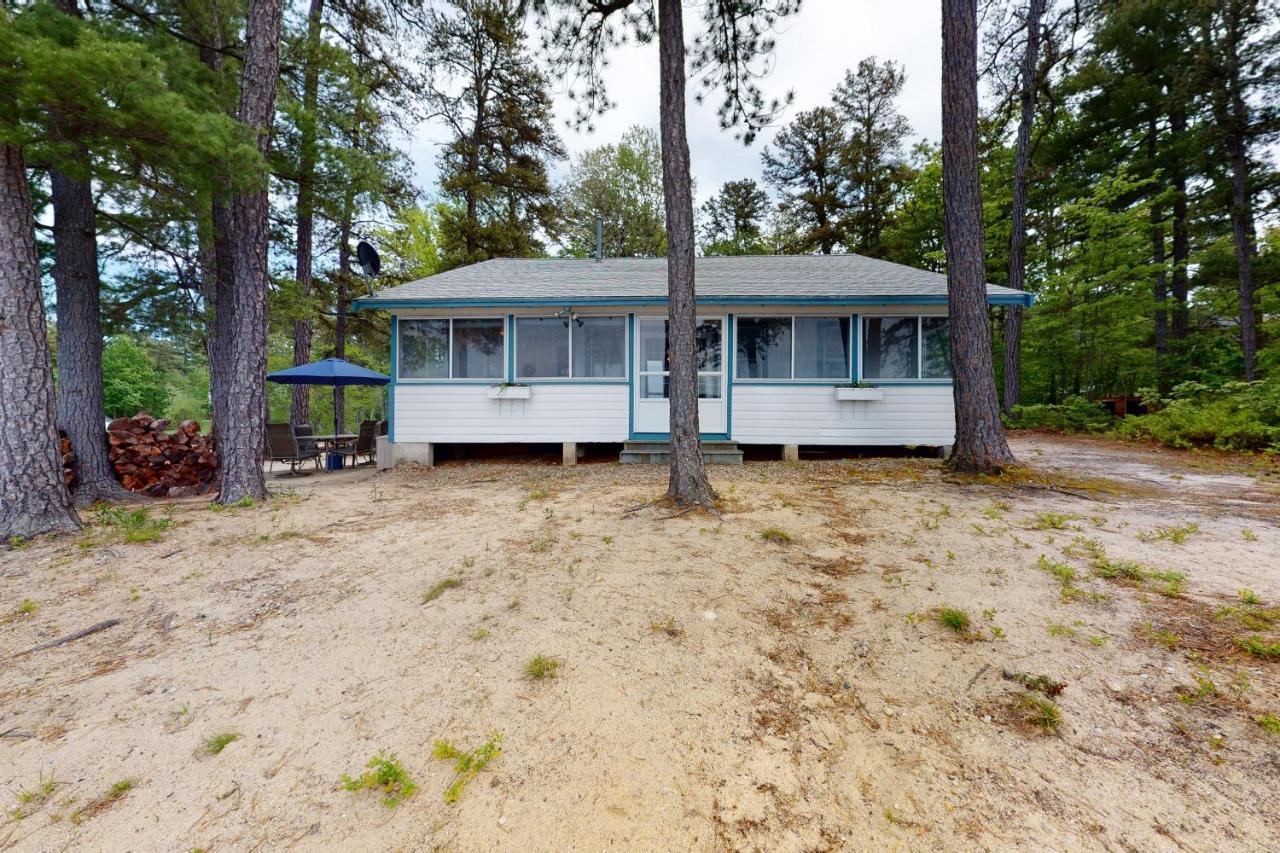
[{"xmin": 594, "ymin": 215, "xmax": 603, "ymax": 262}]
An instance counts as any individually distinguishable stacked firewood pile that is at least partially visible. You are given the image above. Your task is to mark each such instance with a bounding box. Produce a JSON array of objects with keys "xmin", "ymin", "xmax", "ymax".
[
  {"xmin": 58, "ymin": 431, "xmax": 77, "ymax": 487},
  {"xmin": 107, "ymin": 413, "xmax": 218, "ymax": 497}
]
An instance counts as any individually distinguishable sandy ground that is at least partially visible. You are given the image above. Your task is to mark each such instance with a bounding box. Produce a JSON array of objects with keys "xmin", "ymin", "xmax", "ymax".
[{"xmin": 2, "ymin": 433, "xmax": 1279, "ymax": 852}]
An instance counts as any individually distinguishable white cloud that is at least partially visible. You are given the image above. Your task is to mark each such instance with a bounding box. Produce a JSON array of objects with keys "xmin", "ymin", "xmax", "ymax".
[{"xmin": 402, "ymin": 0, "xmax": 943, "ymax": 206}]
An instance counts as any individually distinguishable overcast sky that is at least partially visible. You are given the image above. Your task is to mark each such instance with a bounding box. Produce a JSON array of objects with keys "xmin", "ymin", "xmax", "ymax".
[{"xmin": 402, "ymin": 0, "xmax": 945, "ymax": 207}]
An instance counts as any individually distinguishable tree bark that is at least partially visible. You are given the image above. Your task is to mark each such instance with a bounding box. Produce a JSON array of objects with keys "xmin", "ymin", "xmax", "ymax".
[
  {"xmin": 1222, "ymin": 0, "xmax": 1257, "ymax": 380},
  {"xmin": 218, "ymin": 0, "xmax": 284, "ymax": 505},
  {"xmin": 657, "ymin": 0, "xmax": 714, "ymax": 507},
  {"xmin": 0, "ymin": 143, "xmax": 81, "ymax": 539},
  {"xmin": 1001, "ymin": 0, "xmax": 1045, "ymax": 416},
  {"xmin": 291, "ymin": 0, "xmax": 325, "ymax": 427},
  {"xmin": 941, "ymin": 0, "xmax": 1015, "ymax": 473},
  {"xmin": 335, "ymin": 207, "xmax": 353, "ymax": 433}
]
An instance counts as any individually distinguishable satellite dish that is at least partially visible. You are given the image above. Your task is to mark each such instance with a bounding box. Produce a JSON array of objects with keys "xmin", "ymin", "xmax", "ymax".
[{"xmin": 356, "ymin": 240, "xmax": 381, "ymax": 277}]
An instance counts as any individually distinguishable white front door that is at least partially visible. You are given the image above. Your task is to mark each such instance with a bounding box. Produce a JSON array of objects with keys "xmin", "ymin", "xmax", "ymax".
[{"xmin": 634, "ymin": 316, "xmax": 726, "ymax": 436}]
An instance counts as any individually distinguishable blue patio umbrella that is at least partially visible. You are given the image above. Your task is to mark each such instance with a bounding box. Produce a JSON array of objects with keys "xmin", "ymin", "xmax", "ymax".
[{"xmin": 266, "ymin": 358, "xmax": 389, "ymax": 459}]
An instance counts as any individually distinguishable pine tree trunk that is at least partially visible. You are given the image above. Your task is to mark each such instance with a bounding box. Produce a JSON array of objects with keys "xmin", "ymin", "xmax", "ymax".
[
  {"xmin": 0, "ymin": 143, "xmax": 81, "ymax": 539},
  {"xmin": 657, "ymin": 0, "xmax": 714, "ymax": 507},
  {"xmin": 291, "ymin": 0, "xmax": 325, "ymax": 427},
  {"xmin": 49, "ymin": 167, "xmax": 132, "ymax": 504},
  {"xmin": 941, "ymin": 0, "xmax": 1015, "ymax": 473},
  {"xmin": 218, "ymin": 0, "xmax": 283, "ymax": 505},
  {"xmin": 1002, "ymin": 0, "xmax": 1045, "ymax": 416},
  {"xmin": 1223, "ymin": 0, "xmax": 1257, "ymax": 381},
  {"xmin": 335, "ymin": 209, "xmax": 353, "ymax": 433}
]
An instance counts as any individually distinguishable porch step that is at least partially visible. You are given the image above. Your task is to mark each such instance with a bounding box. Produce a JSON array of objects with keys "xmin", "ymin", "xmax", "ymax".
[{"xmin": 619, "ymin": 439, "xmax": 743, "ymax": 466}]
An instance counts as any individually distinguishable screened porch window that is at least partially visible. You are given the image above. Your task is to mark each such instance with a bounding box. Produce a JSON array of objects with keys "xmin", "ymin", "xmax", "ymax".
[
  {"xmin": 736, "ymin": 316, "xmax": 849, "ymax": 380},
  {"xmin": 516, "ymin": 315, "xmax": 626, "ymax": 379},
  {"xmin": 861, "ymin": 316, "xmax": 951, "ymax": 380},
  {"xmin": 398, "ymin": 317, "xmax": 504, "ymax": 379}
]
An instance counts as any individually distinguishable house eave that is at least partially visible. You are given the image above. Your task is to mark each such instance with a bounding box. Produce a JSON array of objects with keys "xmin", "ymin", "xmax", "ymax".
[{"xmin": 353, "ymin": 292, "xmax": 1035, "ymax": 312}]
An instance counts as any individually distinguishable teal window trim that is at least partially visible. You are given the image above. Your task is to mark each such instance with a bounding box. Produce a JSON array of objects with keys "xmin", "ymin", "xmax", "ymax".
[
  {"xmin": 627, "ymin": 313, "xmax": 636, "ymax": 439},
  {"xmin": 389, "ymin": 314, "xmax": 398, "ymax": 442},
  {"xmin": 850, "ymin": 312, "xmax": 859, "ymax": 383},
  {"xmin": 725, "ymin": 312, "xmax": 734, "ymax": 440},
  {"xmin": 505, "ymin": 314, "xmax": 515, "ymax": 382}
]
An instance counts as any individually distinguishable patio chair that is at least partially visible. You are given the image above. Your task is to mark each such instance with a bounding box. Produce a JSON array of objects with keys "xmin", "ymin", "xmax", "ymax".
[
  {"xmin": 293, "ymin": 423, "xmax": 322, "ymax": 470},
  {"xmin": 266, "ymin": 422, "xmax": 318, "ymax": 475},
  {"xmin": 338, "ymin": 420, "xmax": 378, "ymax": 467}
]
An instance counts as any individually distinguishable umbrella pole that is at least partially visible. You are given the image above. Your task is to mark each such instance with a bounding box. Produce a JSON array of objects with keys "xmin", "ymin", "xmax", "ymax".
[{"xmin": 333, "ymin": 385, "xmax": 339, "ymax": 470}]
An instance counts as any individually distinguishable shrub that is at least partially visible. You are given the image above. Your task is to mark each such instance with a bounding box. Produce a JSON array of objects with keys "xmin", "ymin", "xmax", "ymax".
[
  {"xmin": 1005, "ymin": 396, "xmax": 1113, "ymax": 433},
  {"xmin": 1112, "ymin": 379, "xmax": 1280, "ymax": 452}
]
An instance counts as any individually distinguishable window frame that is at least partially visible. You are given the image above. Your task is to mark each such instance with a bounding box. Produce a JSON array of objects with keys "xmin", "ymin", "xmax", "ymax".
[
  {"xmin": 733, "ymin": 314, "xmax": 852, "ymax": 383},
  {"xmin": 514, "ymin": 313, "xmax": 628, "ymax": 382},
  {"xmin": 857, "ymin": 314, "xmax": 952, "ymax": 383},
  {"xmin": 397, "ymin": 316, "xmax": 506, "ymax": 382}
]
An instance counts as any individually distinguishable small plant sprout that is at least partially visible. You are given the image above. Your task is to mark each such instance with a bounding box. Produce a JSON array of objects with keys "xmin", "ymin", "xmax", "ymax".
[
  {"xmin": 1003, "ymin": 670, "xmax": 1066, "ymax": 697},
  {"xmin": 524, "ymin": 654, "xmax": 559, "ymax": 679},
  {"xmin": 70, "ymin": 778, "xmax": 135, "ymax": 824},
  {"xmin": 1178, "ymin": 668, "xmax": 1217, "ymax": 705},
  {"xmin": 432, "ymin": 733, "xmax": 502, "ymax": 803},
  {"xmin": 934, "ymin": 607, "xmax": 972, "ymax": 636},
  {"xmin": 423, "ymin": 577, "xmax": 461, "ymax": 604},
  {"xmin": 1028, "ymin": 512, "xmax": 1079, "ymax": 531},
  {"xmin": 342, "ymin": 752, "xmax": 417, "ymax": 808},
  {"xmin": 1013, "ymin": 692, "xmax": 1062, "ymax": 734},
  {"xmin": 1255, "ymin": 714, "xmax": 1280, "ymax": 736},
  {"xmin": 201, "ymin": 732, "xmax": 241, "ymax": 756},
  {"xmin": 649, "ymin": 617, "xmax": 684, "ymax": 638},
  {"xmin": 1241, "ymin": 528, "xmax": 1258, "ymax": 542},
  {"xmin": 1234, "ymin": 636, "xmax": 1280, "ymax": 659},
  {"xmin": 759, "ymin": 527, "xmax": 792, "ymax": 545},
  {"xmin": 602, "ymin": 535, "xmax": 614, "ymax": 545},
  {"xmin": 93, "ymin": 504, "xmax": 173, "ymax": 543},
  {"xmin": 8, "ymin": 771, "xmax": 55, "ymax": 820},
  {"xmin": 16, "ymin": 598, "xmax": 37, "ymax": 616},
  {"xmin": 1137, "ymin": 522, "xmax": 1200, "ymax": 545},
  {"xmin": 471, "ymin": 628, "xmax": 491, "ymax": 640},
  {"xmin": 1239, "ymin": 589, "xmax": 1262, "ymax": 605}
]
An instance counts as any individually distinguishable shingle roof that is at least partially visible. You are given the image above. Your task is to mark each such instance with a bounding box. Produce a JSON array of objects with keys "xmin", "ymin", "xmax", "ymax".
[{"xmin": 352, "ymin": 254, "xmax": 1032, "ymax": 307}]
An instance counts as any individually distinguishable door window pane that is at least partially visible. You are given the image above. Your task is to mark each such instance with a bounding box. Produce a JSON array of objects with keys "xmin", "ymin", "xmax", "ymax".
[
  {"xmin": 697, "ymin": 374, "xmax": 722, "ymax": 399},
  {"xmin": 638, "ymin": 318, "xmax": 668, "ymax": 373},
  {"xmin": 922, "ymin": 317, "xmax": 952, "ymax": 378},
  {"xmin": 862, "ymin": 316, "xmax": 918, "ymax": 379},
  {"xmin": 452, "ymin": 318, "xmax": 504, "ymax": 379},
  {"xmin": 736, "ymin": 317, "xmax": 791, "ymax": 378},
  {"xmin": 572, "ymin": 316, "xmax": 626, "ymax": 378},
  {"xmin": 640, "ymin": 374, "xmax": 669, "ymax": 398},
  {"xmin": 696, "ymin": 320, "xmax": 722, "ymax": 371},
  {"xmin": 794, "ymin": 316, "xmax": 850, "ymax": 379},
  {"xmin": 399, "ymin": 319, "xmax": 448, "ymax": 379},
  {"xmin": 516, "ymin": 317, "xmax": 569, "ymax": 378}
]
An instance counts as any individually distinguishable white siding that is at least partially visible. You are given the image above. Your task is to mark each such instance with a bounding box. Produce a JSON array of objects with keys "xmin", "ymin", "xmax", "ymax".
[
  {"xmin": 395, "ymin": 384, "xmax": 629, "ymax": 443},
  {"xmin": 731, "ymin": 384, "xmax": 954, "ymax": 446}
]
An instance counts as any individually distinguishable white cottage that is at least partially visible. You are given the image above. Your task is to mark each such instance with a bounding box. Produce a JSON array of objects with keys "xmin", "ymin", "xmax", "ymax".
[{"xmin": 352, "ymin": 254, "xmax": 1031, "ymax": 466}]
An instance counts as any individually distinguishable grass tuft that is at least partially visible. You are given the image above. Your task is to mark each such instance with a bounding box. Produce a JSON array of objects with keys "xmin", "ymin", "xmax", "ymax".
[
  {"xmin": 759, "ymin": 527, "xmax": 792, "ymax": 545},
  {"xmin": 92, "ymin": 505, "xmax": 173, "ymax": 544},
  {"xmin": 1137, "ymin": 522, "xmax": 1199, "ymax": 545},
  {"xmin": 423, "ymin": 577, "xmax": 462, "ymax": 604},
  {"xmin": 934, "ymin": 607, "xmax": 972, "ymax": 636},
  {"xmin": 1234, "ymin": 636, "xmax": 1280, "ymax": 659},
  {"xmin": 201, "ymin": 732, "xmax": 241, "ymax": 756},
  {"xmin": 1255, "ymin": 714, "xmax": 1280, "ymax": 736},
  {"xmin": 524, "ymin": 654, "xmax": 559, "ymax": 679},
  {"xmin": 1013, "ymin": 692, "xmax": 1062, "ymax": 733}
]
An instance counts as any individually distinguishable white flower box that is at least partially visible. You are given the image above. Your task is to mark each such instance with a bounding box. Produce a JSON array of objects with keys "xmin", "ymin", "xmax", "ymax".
[
  {"xmin": 836, "ymin": 387, "xmax": 884, "ymax": 401},
  {"xmin": 487, "ymin": 384, "xmax": 531, "ymax": 399}
]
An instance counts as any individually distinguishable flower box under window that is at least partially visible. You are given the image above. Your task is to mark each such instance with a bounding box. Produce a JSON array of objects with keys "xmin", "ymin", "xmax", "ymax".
[
  {"xmin": 487, "ymin": 384, "xmax": 531, "ymax": 399},
  {"xmin": 836, "ymin": 386, "xmax": 883, "ymax": 401}
]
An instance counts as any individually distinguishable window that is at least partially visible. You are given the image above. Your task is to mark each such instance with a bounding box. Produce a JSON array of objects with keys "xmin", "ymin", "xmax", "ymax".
[
  {"xmin": 861, "ymin": 315, "xmax": 951, "ymax": 380},
  {"xmin": 516, "ymin": 317, "xmax": 569, "ymax": 378},
  {"xmin": 736, "ymin": 316, "xmax": 849, "ymax": 380},
  {"xmin": 399, "ymin": 319, "xmax": 449, "ymax": 379},
  {"xmin": 735, "ymin": 317, "xmax": 792, "ymax": 379},
  {"xmin": 921, "ymin": 317, "xmax": 952, "ymax": 378},
  {"xmin": 516, "ymin": 315, "xmax": 626, "ymax": 379},
  {"xmin": 794, "ymin": 316, "xmax": 851, "ymax": 379},
  {"xmin": 636, "ymin": 316, "xmax": 722, "ymax": 398},
  {"xmin": 398, "ymin": 317, "xmax": 504, "ymax": 380},
  {"xmin": 572, "ymin": 316, "xmax": 626, "ymax": 378}
]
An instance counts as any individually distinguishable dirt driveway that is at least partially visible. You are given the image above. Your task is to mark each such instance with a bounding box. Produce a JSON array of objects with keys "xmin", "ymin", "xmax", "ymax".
[{"xmin": 2, "ymin": 433, "xmax": 1278, "ymax": 851}]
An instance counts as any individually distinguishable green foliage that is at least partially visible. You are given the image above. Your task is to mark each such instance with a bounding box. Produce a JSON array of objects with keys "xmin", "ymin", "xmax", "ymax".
[
  {"xmin": 432, "ymin": 733, "xmax": 502, "ymax": 803},
  {"xmin": 1137, "ymin": 523, "xmax": 1200, "ymax": 545},
  {"xmin": 559, "ymin": 126, "xmax": 666, "ymax": 258},
  {"xmin": 1255, "ymin": 714, "xmax": 1280, "ymax": 736},
  {"xmin": 342, "ymin": 752, "xmax": 417, "ymax": 808},
  {"xmin": 1114, "ymin": 379, "xmax": 1280, "ymax": 452},
  {"xmin": 1234, "ymin": 637, "xmax": 1280, "ymax": 659},
  {"xmin": 422, "ymin": 577, "xmax": 461, "ymax": 604},
  {"xmin": 101, "ymin": 337, "xmax": 169, "ymax": 419},
  {"xmin": 934, "ymin": 607, "xmax": 971, "ymax": 635},
  {"xmin": 1012, "ymin": 691, "xmax": 1062, "ymax": 733},
  {"xmin": 16, "ymin": 598, "xmax": 37, "ymax": 616},
  {"xmin": 524, "ymin": 654, "xmax": 559, "ymax": 679},
  {"xmin": 1005, "ymin": 396, "xmax": 1114, "ymax": 433},
  {"xmin": 201, "ymin": 732, "xmax": 241, "ymax": 756},
  {"xmin": 759, "ymin": 526, "xmax": 792, "ymax": 544},
  {"xmin": 91, "ymin": 505, "xmax": 172, "ymax": 544}
]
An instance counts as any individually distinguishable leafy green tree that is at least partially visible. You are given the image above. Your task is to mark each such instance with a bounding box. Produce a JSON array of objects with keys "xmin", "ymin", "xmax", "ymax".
[
  {"xmin": 373, "ymin": 205, "xmax": 443, "ymax": 283},
  {"xmin": 558, "ymin": 126, "xmax": 667, "ymax": 258},
  {"xmin": 102, "ymin": 337, "xmax": 170, "ymax": 418},
  {"xmin": 699, "ymin": 179, "xmax": 771, "ymax": 255}
]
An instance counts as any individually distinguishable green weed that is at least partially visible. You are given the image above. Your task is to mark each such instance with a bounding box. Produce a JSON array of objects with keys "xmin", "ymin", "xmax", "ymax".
[
  {"xmin": 1004, "ymin": 670, "xmax": 1065, "ymax": 697},
  {"xmin": 1028, "ymin": 512, "xmax": 1079, "ymax": 531},
  {"xmin": 70, "ymin": 778, "xmax": 134, "ymax": 824},
  {"xmin": 1137, "ymin": 523, "xmax": 1199, "ymax": 545},
  {"xmin": 1013, "ymin": 692, "xmax": 1062, "ymax": 733},
  {"xmin": 1241, "ymin": 528, "xmax": 1258, "ymax": 542},
  {"xmin": 524, "ymin": 655, "xmax": 559, "ymax": 679},
  {"xmin": 15, "ymin": 598, "xmax": 37, "ymax": 616},
  {"xmin": 432, "ymin": 733, "xmax": 502, "ymax": 804},
  {"xmin": 92, "ymin": 505, "xmax": 173, "ymax": 544},
  {"xmin": 759, "ymin": 527, "xmax": 792, "ymax": 545},
  {"xmin": 423, "ymin": 577, "xmax": 461, "ymax": 604},
  {"xmin": 201, "ymin": 732, "xmax": 241, "ymax": 756},
  {"xmin": 1255, "ymin": 714, "xmax": 1280, "ymax": 736},
  {"xmin": 8, "ymin": 772, "xmax": 55, "ymax": 820},
  {"xmin": 342, "ymin": 752, "xmax": 417, "ymax": 808},
  {"xmin": 1239, "ymin": 589, "xmax": 1262, "ymax": 605},
  {"xmin": 1234, "ymin": 636, "xmax": 1280, "ymax": 659},
  {"xmin": 934, "ymin": 607, "xmax": 972, "ymax": 636}
]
